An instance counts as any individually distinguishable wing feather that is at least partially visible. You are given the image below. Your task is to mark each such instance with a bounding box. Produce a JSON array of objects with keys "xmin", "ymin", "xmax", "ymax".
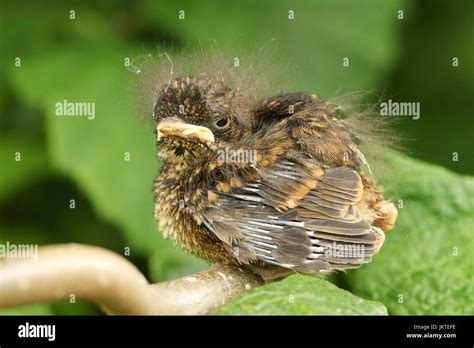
[{"xmin": 202, "ymin": 155, "xmax": 378, "ymax": 273}]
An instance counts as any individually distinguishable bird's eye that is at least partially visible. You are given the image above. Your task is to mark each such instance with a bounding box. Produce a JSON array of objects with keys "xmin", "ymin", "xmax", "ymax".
[{"xmin": 215, "ymin": 117, "xmax": 229, "ymax": 128}]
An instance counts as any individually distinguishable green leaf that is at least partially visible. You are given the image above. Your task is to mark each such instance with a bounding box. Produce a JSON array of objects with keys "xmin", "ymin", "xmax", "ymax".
[
  {"xmin": 7, "ymin": 45, "xmax": 161, "ymax": 255},
  {"xmin": 346, "ymin": 154, "xmax": 474, "ymax": 315},
  {"xmin": 0, "ymin": 2, "xmax": 120, "ymax": 57},
  {"xmin": 218, "ymin": 275, "xmax": 387, "ymax": 315},
  {"xmin": 0, "ymin": 135, "xmax": 51, "ymax": 200}
]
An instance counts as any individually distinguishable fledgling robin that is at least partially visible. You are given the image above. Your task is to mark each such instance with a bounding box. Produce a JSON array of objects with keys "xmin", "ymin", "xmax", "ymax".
[{"xmin": 152, "ymin": 75, "xmax": 397, "ymax": 281}]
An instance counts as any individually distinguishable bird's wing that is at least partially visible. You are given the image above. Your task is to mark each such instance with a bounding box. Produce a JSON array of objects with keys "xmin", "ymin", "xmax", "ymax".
[
  {"xmin": 252, "ymin": 93, "xmax": 357, "ymax": 165},
  {"xmin": 202, "ymin": 154, "xmax": 381, "ymax": 273}
]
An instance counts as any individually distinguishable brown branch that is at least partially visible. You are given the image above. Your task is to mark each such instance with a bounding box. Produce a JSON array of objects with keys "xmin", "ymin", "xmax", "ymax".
[{"xmin": 0, "ymin": 243, "xmax": 263, "ymax": 315}]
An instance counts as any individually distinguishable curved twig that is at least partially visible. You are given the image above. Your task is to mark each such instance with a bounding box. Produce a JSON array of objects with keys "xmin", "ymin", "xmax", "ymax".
[{"xmin": 0, "ymin": 243, "xmax": 263, "ymax": 315}]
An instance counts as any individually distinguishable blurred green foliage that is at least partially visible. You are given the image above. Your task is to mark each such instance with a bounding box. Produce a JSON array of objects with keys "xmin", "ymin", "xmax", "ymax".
[{"xmin": 1, "ymin": 0, "xmax": 472, "ymax": 315}]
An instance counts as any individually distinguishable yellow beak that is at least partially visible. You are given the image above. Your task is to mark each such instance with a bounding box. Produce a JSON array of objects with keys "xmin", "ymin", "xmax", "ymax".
[{"xmin": 157, "ymin": 118, "xmax": 215, "ymax": 143}]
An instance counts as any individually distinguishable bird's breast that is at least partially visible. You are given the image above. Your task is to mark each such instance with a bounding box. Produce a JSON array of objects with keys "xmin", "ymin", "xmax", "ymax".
[
  {"xmin": 153, "ymin": 165, "xmax": 189, "ymax": 243},
  {"xmin": 153, "ymin": 164, "xmax": 233, "ymax": 263}
]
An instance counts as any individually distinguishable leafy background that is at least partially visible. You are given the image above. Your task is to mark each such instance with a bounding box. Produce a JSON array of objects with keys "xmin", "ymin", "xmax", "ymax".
[{"xmin": 0, "ymin": 0, "xmax": 472, "ymax": 315}]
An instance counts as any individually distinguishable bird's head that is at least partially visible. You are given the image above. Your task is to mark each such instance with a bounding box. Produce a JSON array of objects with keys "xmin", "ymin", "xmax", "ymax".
[{"xmin": 153, "ymin": 76, "xmax": 249, "ymax": 163}]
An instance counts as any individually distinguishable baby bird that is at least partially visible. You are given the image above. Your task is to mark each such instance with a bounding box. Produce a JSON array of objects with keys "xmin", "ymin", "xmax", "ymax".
[{"xmin": 152, "ymin": 76, "xmax": 397, "ymax": 280}]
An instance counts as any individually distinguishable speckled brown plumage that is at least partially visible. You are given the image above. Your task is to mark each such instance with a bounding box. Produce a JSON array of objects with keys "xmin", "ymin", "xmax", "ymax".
[{"xmin": 152, "ymin": 76, "xmax": 397, "ymax": 278}]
